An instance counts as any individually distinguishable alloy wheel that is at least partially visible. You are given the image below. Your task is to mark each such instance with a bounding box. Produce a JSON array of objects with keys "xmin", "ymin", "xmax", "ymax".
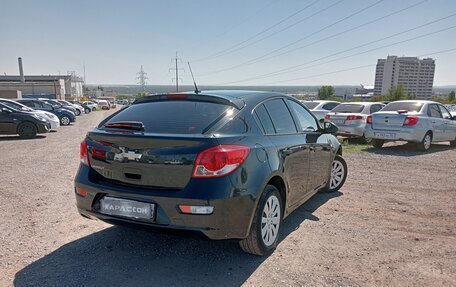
[
  {"xmin": 61, "ymin": 116, "xmax": 70, "ymax": 125},
  {"xmin": 261, "ymin": 195, "xmax": 281, "ymax": 247},
  {"xmin": 424, "ymin": 134, "xmax": 431, "ymax": 150},
  {"xmin": 330, "ymin": 160, "xmax": 345, "ymax": 190}
]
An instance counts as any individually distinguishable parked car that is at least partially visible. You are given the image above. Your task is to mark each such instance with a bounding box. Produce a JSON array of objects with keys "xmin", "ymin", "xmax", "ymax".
[
  {"xmin": 0, "ymin": 98, "xmax": 60, "ymax": 131},
  {"xmin": 81, "ymin": 101, "xmax": 98, "ymax": 112},
  {"xmin": 97, "ymin": 100, "xmax": 110, "ymax": 110},
  {"xmin": 365, "ymin": 100, "xmax": 456, "ymax": 151},
  {"xmin": 18, "ymin": 99, "xmax": 76, "ymax": 126},
  {"xmin": 57, "ymin": 100, "xmax": 85, "ymax": 115},
  {"xmin": 69, "ymin": 100, "xmax": 91, "ymax": 114},
  {"xmin": 40, "ymin": 99, "xmax": 80, "ymax": 116},
  {"xmin": 325, "ymin": 102, "xmax": 385, "ymax": 143},
  {"xmin": 0, "ymin": 103, "xmax": 51, "ymax": 138},
  {"xmin": 301, "ymin": 100, "xmax": 340, "ymax": 121},
  {"xmin": 75, "ymin": 91, "xmax": 347, "ymax": 256}
]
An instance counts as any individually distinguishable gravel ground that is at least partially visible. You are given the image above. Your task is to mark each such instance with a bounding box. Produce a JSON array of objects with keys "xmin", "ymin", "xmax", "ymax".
[{"xmin": 1, "ymin": 109, "xmax": 455, "ymax": 287}]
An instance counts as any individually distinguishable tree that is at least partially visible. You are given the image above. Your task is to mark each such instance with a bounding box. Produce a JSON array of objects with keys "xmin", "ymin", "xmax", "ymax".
[
  {"xmin": 385, "ymin": 85, "xmax": 406, "ymax": 101},
  {"xmin": 317, "ymin": 85, "xmax": 335, "ymax": 100},
  {"xmin": 449, "ymin": 91, "xmax": 455, "ymax": 102},
  {"xmin": 407, "ymin": 92, "xmax": 417, "ymax": 100}
]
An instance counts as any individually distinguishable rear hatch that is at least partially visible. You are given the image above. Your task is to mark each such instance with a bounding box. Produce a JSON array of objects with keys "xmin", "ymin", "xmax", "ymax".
[{"xmin": 85, "ymin": 94, "xmax": 242, "ymax": 189}]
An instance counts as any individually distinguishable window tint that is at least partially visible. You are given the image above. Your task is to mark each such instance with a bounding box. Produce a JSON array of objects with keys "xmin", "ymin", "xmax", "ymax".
[
  {"xmin": 264, "ymin": 99, "xmax": 297, "ymax": 134},
  {"xmin": 217, "ymin": 117, "xmax": 248, "ymax": 134},
  {"xmin": 370, "ymin": 104, "xmax": 383, "ymax": 114},
  {"xmin": 254, "ymin": 104, "xmax": 275, "ymax": 134},
  {"xmin": 439, "ymin": 105, "xmax": 451, "ymax": 119},
  {"xmin": 287, "ymin": 100, "xmax": 318, "ymax": 132},
  {"xmin": 322, "ymin": 102, "xmax": 339, "ymax": 111},
  {"xmin": 105, "ymin": 101, "xmax": 230, "ymax": 134},
  {"xmin": 302, "ymin": 101, "xmax": 319, "ymax": 109},
  {"xmin": 382, "ymin": 102, "xmax": 423, "ymax": 112},
  {"xmin": 332, "ymin": 104, "xmax": 364, "ymax": 113},
  {"xmin": 428, "ymin": 104, "xmax": 442, "ymax": 118}
]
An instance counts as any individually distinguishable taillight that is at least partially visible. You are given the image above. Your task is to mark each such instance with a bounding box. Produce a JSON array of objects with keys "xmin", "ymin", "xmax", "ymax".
[
  {"xmin": 403, "ymin": 116, "xmax": 419, "ymax": 126},
  {"xmin": 192, "ymin": 145, "xmax": 250, "ymax": 178},
  {"xmin": 366, "ymin": 115, "xmax": 373, "ymax": 124},
  {"xmin": 346, "ymin": 115, "xmax": 363, "ymax": 120},
  {"xmin": 80, "ymin": 140, "xmax": 90, "ymax": 166},
  {"xmin": 325, "ymin": 114, "xmax": 331, "ymax": 120}
]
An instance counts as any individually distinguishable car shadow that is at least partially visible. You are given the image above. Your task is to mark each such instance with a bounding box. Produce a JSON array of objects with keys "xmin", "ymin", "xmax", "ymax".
[
  {"xmin": 0, "ymin": 135, "xmax": 47, "ymax": 141},
  {"xmin": 13, "ymin": 192, "xmax": 341, "ymax": 287},
  {"xmin": 363, "ymin": 141, "xmax": 453, "ymax": 156}
]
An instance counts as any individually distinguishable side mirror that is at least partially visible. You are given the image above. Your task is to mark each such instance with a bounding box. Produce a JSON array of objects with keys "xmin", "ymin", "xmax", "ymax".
[{"xmin": 323, "ymin": 121, "xmax": 338, "ymax": 134}]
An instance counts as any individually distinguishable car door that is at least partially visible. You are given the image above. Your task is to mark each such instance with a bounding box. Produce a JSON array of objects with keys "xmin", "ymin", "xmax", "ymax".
[
  {"xmin": 0, "ymin": 106, "xmax": 17, "ymax": 134},
  {"xmin": 438, "ymin": 104, "xmax": 456, "ymax": 141},
  {"xmin": 427, "ymin": 104, "xmax": 445, "ymax": 141},
  {"xmin": 287, "ymin": 99, "xmax": 332, "ymax": 193},
  {"xmin": 259, "ymin": 99, "xmax": 311, "ymax": 210}
]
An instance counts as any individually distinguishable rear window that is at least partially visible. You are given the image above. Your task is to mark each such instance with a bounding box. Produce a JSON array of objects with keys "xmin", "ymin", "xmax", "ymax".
[
  {"xmin": 332, "ymin": 104, "xmax": 364, "ymax": 113},
  {"xmin": 382, "ymin": 102, "xmax": 423, "ymax": 112},
  {"xmin": 302, "ymin": 102, "xmax": 319, "ymax": 109},
  {"xmin": 104, "ymin": 101, "xmax": 230, "ymax": 134}
]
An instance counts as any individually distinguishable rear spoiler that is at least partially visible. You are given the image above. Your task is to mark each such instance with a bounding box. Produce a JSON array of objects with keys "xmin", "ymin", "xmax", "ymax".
[{"xmin": 133, "ymin": 93, "xmax": 245, "ymax": 109}]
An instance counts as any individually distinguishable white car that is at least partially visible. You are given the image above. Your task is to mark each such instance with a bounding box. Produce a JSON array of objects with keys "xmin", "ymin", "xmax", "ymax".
[
  {"xmin": 0, "ymin": 98, "xmax": 60, "ymax": 131},
  {"xmin": 301, "ymin": 100, "xmax": 340, "ymax": 121},
  {"xmin": 98, "ymin": 100, "xmax": 110, "ymax": 110},
  {"xmin": 365, "ymin": 100, "xmax": 456, "ymax": 151},
  {"xmin": 325, "ymin": 102, "xmax": 385, "ymax": 143}
]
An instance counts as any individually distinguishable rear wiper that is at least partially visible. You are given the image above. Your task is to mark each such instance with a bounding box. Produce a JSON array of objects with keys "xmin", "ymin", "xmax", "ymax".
[{"xmin": 103, "ymin": 121, "xmax": 145, "ymax": 131}]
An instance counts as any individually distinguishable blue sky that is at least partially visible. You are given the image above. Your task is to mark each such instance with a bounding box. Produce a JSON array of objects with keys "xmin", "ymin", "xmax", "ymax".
[{"xmin": 1, "ymin": 0, "xmax": 455, "ymax": 86}]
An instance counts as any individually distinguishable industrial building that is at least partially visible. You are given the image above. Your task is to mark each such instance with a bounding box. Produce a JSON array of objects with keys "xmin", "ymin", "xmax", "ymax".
[
  {"xmin": 373, "ymin": 56, "xmax": 435, "ymax": 99},
  {"xmin": 0, "ymin": 58, "xmax": 84, "ymax": 100}
]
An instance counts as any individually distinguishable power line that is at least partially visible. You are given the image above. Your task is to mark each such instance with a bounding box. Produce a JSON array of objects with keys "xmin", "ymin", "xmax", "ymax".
[
  {"xmin": 191, "ymin": 0, "xmax": 325, "ymax": 63},
  {"xmin": 261, "ymin": 47, "xmax": 456, "ymax": 85},
  {"xmin": 198, "ymin": 0, "xmax": 385, "ymax": 76},
  {"xmin": 215, "ymin": 14, "xmax": 456, "ymax": 85}
]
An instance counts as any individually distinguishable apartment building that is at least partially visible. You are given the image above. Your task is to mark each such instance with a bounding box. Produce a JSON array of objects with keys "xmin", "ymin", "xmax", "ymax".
[{"xmin": 373, "ymin": 56, "xmax": 435, "ymax": 99}]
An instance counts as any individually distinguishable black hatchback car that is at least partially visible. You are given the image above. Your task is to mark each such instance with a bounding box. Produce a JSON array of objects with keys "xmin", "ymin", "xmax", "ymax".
[
  {"xmin": 75, "ymin": 91, "xmax": 347, "ymax": 255},
  {"xmin": 0, "ymin": 103, "xmax": 51, "ymax": 138}
]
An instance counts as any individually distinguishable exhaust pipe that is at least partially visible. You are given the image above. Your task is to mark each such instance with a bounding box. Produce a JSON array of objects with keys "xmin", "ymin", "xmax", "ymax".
[{"xmin": 18, "ymin": 57, "xmax": 25, "ymax": 83}]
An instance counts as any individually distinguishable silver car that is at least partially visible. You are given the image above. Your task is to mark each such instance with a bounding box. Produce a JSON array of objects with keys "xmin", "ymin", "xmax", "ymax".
[
  {"xmin": 301, "ymin": 100, "xmax": 340, "ymax": 121},
  {"xmin": 325, "ymin": 102, "xmax": 385, "ymax": 143},
  {"xmin": 365, "ymin": 100, "xmax": 456, "ymax": 151}
]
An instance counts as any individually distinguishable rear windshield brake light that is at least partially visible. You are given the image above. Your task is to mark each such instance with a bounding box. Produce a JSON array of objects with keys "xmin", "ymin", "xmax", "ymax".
[{"xmin": 103, "ymin": 121, "xmax": 145, "ymax": 131}]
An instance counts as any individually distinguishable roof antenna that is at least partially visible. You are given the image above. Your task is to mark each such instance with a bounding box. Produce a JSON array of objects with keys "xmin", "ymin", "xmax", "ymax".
[{"xmin": 187, "ymin": 61, "xmax": 200, "ymax": 94}]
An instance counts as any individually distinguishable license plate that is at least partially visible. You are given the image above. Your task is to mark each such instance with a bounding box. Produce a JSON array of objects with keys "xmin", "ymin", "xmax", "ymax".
[
  {"xmin": 333, "ymin": 119, "xmax": 345, "ymax": 124},
  {"xmin": 374, "ymin": 132, "xmax": 396, "ymax": 139},
  {"xmin": 100, "ymin": 197, "xmax": 155, "ymax": 220}
]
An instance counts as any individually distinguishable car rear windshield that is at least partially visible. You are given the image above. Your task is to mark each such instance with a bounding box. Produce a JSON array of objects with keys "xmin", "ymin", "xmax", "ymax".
[
  {"xmin": 302, "ymin": 102, "xmax": 319, "ymax": 109},
  {"xmin": 382, "ymin": 102, "xmax": 423, "ymax": 112},
  {"xmin": 331, "ymin": 104, "xmax": 364, "ymax": 113},
  {"xmin": 103, "ymin": 101, "xmax": 230, "ymax": 134}
]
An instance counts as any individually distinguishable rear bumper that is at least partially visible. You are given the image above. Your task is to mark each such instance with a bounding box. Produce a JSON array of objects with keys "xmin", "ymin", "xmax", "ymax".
[
  {"xmin": 336, "ymin": 124, "xmax": 365, "ymax": 137},
  {"xmin": 74, "ymin": 166, "xmax": 257, "ymax": 240},
  {"xmin": 364, "ymin": 127, "xmax": 426, "ymax": 142}
]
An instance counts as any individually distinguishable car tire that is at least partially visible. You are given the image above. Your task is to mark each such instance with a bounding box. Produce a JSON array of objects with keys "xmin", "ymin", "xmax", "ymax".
[
  {"xmin": 322, "ymin": 155, "xmax": 348, "ymax": 193},
  {"xmin": 417, "ymin": 132, "xmax": 432, "ymax": 152},
  {"xmin": 75, "ymin": 109, "xmax": 81, "ymax": 116},
  {"xmin": 84, "ymin": 108, "xmax": 91, "ymax": 114},
  {"xmin": 92, "ymin": 107, "xmax": 96, "ymax": 111},
  {"xmin": 239, "ymin": 185, "xmax": 283, "ymax": 256},
  {"xmin": 60, "ymin": 115, "xmax": 71, "ymax": 126},
  {"xmin": 362, "ymin": 135, "xmax": 373, "ymax": 144},
  {"xmin": 17, "ymin": 122, "xmax": 38, "ymax": 139},
  {"xmin": 371, "ymin": 139, "xmax": 384, "ymax": 148}
]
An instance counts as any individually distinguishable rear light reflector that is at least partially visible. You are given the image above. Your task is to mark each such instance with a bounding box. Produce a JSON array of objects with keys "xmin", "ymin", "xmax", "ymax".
[
  {"xmin": 80, "ymin": 140, "xmax": 90, "ymax": 166},
  {"xmin": 346, "ymin": 115, "xmax": 363, "ymax": 120},
  {"xmin": 403, "ymin": 116, "xmax": 419, "ymax": 126},
  {"xmin": 91, "ymin": 147, "xmax": 106, "ymax": 160},
  {"xmin": 178, "ymin": 205, "xmax": 214, "ymax": 215},
  {"xmin": 167, "ymin": 93, "xmax": 188, "ymax": 100},
  {"xmin": 75, "ymin": 186, "xmax": 88, "ymax": 197},
  {"xmin": 192, "ymin": 145, "xmax": 250, "ymax": 178},
  {"xmin": 366, "ymin": 115, "xmax": 373, "ymax": 124},
  {"xmin": 325, "ymin": 114, "xmax": 331, "ymax": 120}
]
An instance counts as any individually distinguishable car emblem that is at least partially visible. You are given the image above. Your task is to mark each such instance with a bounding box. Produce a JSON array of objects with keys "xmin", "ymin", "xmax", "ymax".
[{"xmin": 113, "ymin": 147, "xmax": 143, "ymax": 162}]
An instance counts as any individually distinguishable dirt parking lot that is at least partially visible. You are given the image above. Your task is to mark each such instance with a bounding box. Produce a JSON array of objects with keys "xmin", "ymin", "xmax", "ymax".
[{"xmin": 1, "ymin": 109, "xmax": 455, "ymax": 287}]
